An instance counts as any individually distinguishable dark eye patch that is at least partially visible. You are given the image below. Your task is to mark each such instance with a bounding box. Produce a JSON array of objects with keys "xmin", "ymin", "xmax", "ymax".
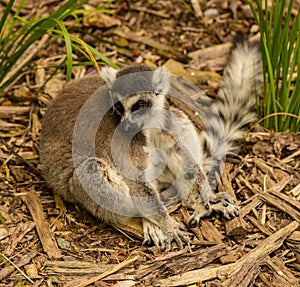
[
  {"xmin": 114, "ymin": 101, "xmax": 124, "ymax": 114},
  {"xmin": 131, "ymin": 100, "xmax": 152, "ymax": 112}
]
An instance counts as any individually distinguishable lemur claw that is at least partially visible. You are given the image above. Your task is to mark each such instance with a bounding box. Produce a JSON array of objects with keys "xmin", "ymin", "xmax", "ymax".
[
  {"xmin": 188, "ymin": 192, "xmax": 239, "ymax": 227},
  {"xmin": 142, "ymin": 219, "xmax": 190, "ymax": 251}
]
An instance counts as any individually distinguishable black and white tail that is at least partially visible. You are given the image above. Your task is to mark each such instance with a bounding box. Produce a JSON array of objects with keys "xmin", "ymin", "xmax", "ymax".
[{"xmin": 201, "ymin": 39, "xmax": 263, "ymax": 181}]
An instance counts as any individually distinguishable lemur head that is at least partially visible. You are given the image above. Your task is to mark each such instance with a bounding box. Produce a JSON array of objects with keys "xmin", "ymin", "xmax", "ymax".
[{"xmin": 100, "ymin": 65, "xmax": 170, "ymax": 133}]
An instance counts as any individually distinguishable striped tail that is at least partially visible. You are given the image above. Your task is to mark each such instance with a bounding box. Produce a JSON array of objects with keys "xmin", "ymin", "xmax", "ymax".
[{"xmin": 201, "ymin": 39, "xmax": 263, "ymax": 182}]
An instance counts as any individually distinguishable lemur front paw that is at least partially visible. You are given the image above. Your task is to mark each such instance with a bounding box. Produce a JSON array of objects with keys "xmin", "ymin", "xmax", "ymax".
[
  {"xmin": 142, "ymin": 218, "xmax": 189, "ymax": 251},
  {"xmin": 188, "ymin": 192, "xmax": 239, "ymax": 228},
  {"xmin": 209, "ymin": 192, "xmax": 239, "ymax": 219}
]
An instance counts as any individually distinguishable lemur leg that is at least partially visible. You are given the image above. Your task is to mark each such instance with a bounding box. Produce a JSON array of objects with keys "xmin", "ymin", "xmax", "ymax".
[
  {"xmin": 183, "ymin": 164, "xmax": 239, "ymax": 227},
  {"xmin": 161, "ymin": 144, "xmax": 239, "ymax": 227},
  {"xmin": 72, "ymin": 156, "xmax": 188, "ymax": 251},
  {"xmin": 146, "ymin": 145, "xmax": 213, "ymax": 223},
  {"xmin": 143, "ymin": 163, "xmax": 189, "ymax": 250},
  {"xmin": 188, "ymin": 168, "xmax": 239, "ymax": 228}
]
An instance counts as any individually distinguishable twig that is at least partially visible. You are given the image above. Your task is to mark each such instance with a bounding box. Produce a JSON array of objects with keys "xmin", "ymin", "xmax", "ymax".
[
  {"xmin": 2, "ymin": 34, "xmax": 50, "ymax": 95},
  {"xmin": 73, "ymin": 255, "xmax": 140, "ymax": 287},
  {"xmin": 0, "ymin": 106, "xmax": 31, "ymax": 119},
  {"xmin": 131, "ymin": 6, "xmax": 170, "ymax": 18},
  {"xmin": 22, "ymin": 190, "xmax": 62, "ymax": 259},
  {"xmin": 158, "ymin": 221, "xmax": 299, "ymax": 286},
  {"xmin": 191, "ymin": 0, "xmax": 202, "ymax": 17},
  {"xmin": 0, "ymin": 251, "xmax": 37, "ymax": 283},
  {"xmin": 1, "ymin": 138, "xmax": 41, "ymax": 177}
]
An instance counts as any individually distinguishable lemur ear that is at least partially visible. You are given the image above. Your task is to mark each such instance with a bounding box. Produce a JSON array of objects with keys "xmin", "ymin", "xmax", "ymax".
[
  {"xmin": 100, "ymin": 66, "xmax": 118, "ymax": 88},
  {"xmin": 152, "ymin": 66, "xmax": 170, "ymax": 95}
]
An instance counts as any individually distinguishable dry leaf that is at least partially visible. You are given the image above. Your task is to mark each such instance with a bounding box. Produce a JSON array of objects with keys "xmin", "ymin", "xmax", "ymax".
[{"xmin": 44, "ymin": 75, "xmax": 64, "ymax": 99}]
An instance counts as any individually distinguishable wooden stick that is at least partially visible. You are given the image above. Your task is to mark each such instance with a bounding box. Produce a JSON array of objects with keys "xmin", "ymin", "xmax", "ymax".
[
  {"xmin": 191, "ymin": 0, "xmax": 202, "ymax": 17},
  {"xmin": 4, "ymin": 222, "xmax": 35, "ymax": 256},
  {"xmin": 221, "ymin": 164, "xmax": 247, "ymax": 236},
  {"xmin": 239, "ymin": 195, "xmax": 262, "ymax": 217},
  {"xmin": 158, "ymin": 221, "xmax": 298, "ymax": 286},
  {"xmin": 189, "ymin": 42, "xmax": 232, "ymax": 60},
  {"xmin": 73, "ymin": 255, "xmax": 140, "ymax": 287},
  {"xmin": 0, "ymin": 106, "xmax": 31, "ymax": 119},
  {"xmin": 114, "ymin": 218, "xmax": 143, "ymax": 240},
  {"xmin": 137, "ymin": 244, "xmax": 228, "ymax": 281},
  {"xmin": 131, "ymin": 6, "xmax": 170, "ymax": 18},
  {"xmin": 259, "ymin": 192, "xmax": 300, "ymax": 221},
  {"xmin": 223, "ymin": 258, "xmax": 261, "ymax": 287},
  {"xmin": 267, "ymin": 256, "xmax": 299, "ymax": 286},
  {"xmin": 22, "ymin": 190, "xmax": 62, "ymax": 259}
]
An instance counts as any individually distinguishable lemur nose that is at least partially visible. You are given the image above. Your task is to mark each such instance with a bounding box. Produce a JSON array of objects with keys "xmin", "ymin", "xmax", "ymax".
[{"xmin": 121, "ymin": 120, "xmax": 140, "ymax": 133}]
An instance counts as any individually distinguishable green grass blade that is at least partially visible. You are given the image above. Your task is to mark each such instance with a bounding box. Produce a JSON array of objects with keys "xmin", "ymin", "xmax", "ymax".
[
  {"xmin": 50, "ymin": 0, "xmax": 87, "ymax": 20},
  {"xmin": 263, "ymin": 37, "xmax": 278, "ymax": 130},
  {"xmin": 5, "ymin": 0, "xmax": 26, "ymax": 43},
  {"xmin": 48, "ymin": 29, "xmax": 118, "ymax": 71},
  {"xmin": 0, "ymin": 212, "xmax": 8, "ymax": 232},
  {"xmin": 0, "ymin": 0, "xmax": 15, "ymax": 37},
  {"xmin": 49, "ymin": 20, "xmax": 73, "ymax": 81}
]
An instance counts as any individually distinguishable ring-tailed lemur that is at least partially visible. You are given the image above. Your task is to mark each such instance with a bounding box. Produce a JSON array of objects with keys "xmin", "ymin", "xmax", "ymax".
[{"xmin": 40, "ymin": 39, "xmax": 262, "ymax": 251}]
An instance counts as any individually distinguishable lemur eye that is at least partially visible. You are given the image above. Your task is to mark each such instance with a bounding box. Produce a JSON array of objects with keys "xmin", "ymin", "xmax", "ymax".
[
  {"xmin": 114, "ymin": 101, "xmax": 124, "ymax": 114},
  {"xmin": 131, "ymin": 100, "xmax": 152, "ymax": 112}
]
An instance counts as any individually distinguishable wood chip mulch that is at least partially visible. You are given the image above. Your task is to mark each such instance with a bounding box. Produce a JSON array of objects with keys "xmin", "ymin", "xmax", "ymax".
[{"xmin": 0, "ymin": 1, "xmax": 299, "ymax": 286}]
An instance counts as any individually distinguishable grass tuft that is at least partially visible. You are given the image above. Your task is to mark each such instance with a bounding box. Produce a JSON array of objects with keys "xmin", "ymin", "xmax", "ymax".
[
  {"xmin": 0, "ymin": 0, "xmax": 118, "ymax": 95},
  {"xmin": 248, "ymin": 0, "xmax": 300, "ymax": 132}
]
